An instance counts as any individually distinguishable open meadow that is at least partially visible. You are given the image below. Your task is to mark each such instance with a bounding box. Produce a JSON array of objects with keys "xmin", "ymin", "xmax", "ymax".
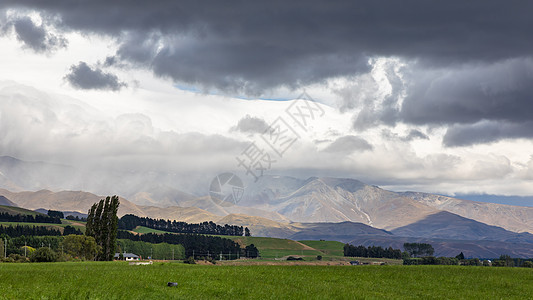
[{"xmin": 1, "ymin": 262, "xmax": 533, "ymax": 299}]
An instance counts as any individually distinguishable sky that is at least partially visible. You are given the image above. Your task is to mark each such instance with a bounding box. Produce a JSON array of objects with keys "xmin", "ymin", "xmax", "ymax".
[{"xmin": 1, "ymin": 1, "xmax": 533, "ymax": 202}]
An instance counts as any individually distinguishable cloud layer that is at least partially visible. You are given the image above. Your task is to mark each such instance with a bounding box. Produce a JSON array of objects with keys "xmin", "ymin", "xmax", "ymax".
[
  {"xmin": 3, "ymin": 1, "xmax": 533, "ymax": 92},
  {"xmin": 1, "ymin": 2, "xmax": 533, "ymax": 199}
]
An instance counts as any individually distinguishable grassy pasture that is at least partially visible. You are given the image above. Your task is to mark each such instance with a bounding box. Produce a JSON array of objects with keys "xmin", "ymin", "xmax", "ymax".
[
  {"xmin": 226, "ymin": 236, "xmax": 324, "ymax": 259},
  {"xmin": 132, "ymin": 226, "xmax": 169, "ymax": 234},
  {"xmin": 1, "ymin": 262, "xmax": 532, "ymax": 299},
  {"xmin": 299, "ymin": 240, "xmax": 345, "ymax": 256}
]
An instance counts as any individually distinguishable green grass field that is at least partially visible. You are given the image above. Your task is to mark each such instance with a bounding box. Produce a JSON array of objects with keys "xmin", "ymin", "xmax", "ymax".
[
  {"xmin": 299, "ymin": 240, "xmax": 345, "ymax": 256},
  {"xmin": 1, "ymin": 262, "xmax": 532, "ymax": 299},
  {"xmin": 132, "ymin": 226, "xmax": 169, "ymax": 234},
  {"xmin": 225, "ymin": 236, "xmax": 324, "ymax": 259}
]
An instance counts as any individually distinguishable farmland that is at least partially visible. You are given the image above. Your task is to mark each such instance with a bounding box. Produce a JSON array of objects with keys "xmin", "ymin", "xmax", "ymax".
[
  {"xmin": 1, "ymin": 262, "xmax": 533, "ymax": 299},
  {"xmin": 299, "ymin": 240, "xmax": 346, "ymax": 257},
  {"xmin": 132, "ymin": 226, "xmax": 169, "ymax": 234},
  {"xmin": 227, "ymin": 236, "xmax": 323, "ymax": 259},
  {"xmin": 0, "ymin": 219, "xmax": 86, "ymax": 233}
]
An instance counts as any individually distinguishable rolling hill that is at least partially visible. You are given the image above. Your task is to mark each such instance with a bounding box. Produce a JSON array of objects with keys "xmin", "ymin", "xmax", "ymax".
[
  {"xmin": 0, "ymin": 189, "xmax": 147, "ymax": 217},
  {"xmin": 0, "ymin": 195, "xmax": 16, "ymax": 207},
  {"xmin": 0, "ymin": 204, "xmax": 44, "ymax": 216},
  {"xmin": 401, "ymin": 192, "xmax": 533, "ymax": 234},
  {"xmin": 390, "ymin": 211, "xmax": 533, "ymax": 243},
  {"xmin": 288, "ymin": 221, "xmax": 393, "ymax": 241}
]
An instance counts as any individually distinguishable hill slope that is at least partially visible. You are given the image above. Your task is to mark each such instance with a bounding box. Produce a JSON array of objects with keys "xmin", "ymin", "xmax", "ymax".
[
  {"xmin": 402, "ymin": 192, "xmax": 533, "ymax": 234},
  {"xmin": 289, "ymin": 221, "xmax": 392, "ymax": 241},
  {"xmin": 0, "ymin": 204, "xmax": 45, "ymax": 216},
  {"xmin": 0, "ymin": 189, "xmax": 146, "ymax": 217},
  {"xmin": 391, "ymin": 211, "xmax": 533, "ymax": 244},
  {"xmin": 0, "ymin": 195, "xmax": 17, "ymax": 207}
]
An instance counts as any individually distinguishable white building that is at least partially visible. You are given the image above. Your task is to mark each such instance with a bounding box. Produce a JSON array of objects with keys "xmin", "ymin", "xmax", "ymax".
[{"xmin": 114, "ymin": 252, "xmax": 140, "ymax": 261}]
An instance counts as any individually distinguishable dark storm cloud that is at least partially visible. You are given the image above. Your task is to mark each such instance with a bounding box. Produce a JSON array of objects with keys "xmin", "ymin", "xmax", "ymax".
[
  {"xmin": 231, "ymin": 115, "xmax": 269, "ymax": 134},
  {"xmin": 397, "ymin": 58, "xmax": 533, "ymax": 146},
  {"xmin": 323, "ymin": 135, "xmax": 373, "ymax": 153},
  {"xmin": 400, "ymin": 59, "xmax": 533, "ymax": 126},
  {"xmin": 443, "ymin": 121, "xmax": 533, "ymax": 147},
  {"xmin": 4, "ymin": 1, "xmax": 533, "ymax": 146},
  {"xmin": 8, "ymin": 16, "xmax": 67, "ymax": 53},
  {"xmin": 65, "ymin": 62, "xmax": 127, "ymax": 91},
  {"xmin": 2, "ymin": 1, "xmax": 533, "ymax": 93}
]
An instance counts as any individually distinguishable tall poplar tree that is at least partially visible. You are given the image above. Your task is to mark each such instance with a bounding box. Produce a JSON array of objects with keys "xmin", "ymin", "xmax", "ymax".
[{"xmin": 85, "ymin": 195, "xmax": 120, "ymax": 261}]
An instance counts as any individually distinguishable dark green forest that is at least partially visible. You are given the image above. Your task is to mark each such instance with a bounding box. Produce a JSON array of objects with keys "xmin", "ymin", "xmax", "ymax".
[
  {"xmin": 0, "ymin": 212, "xmax": 61, "ymax": 224},
  {"xmin": 118, "ymin": 214, "xmax": 250, "ymax": 236}
]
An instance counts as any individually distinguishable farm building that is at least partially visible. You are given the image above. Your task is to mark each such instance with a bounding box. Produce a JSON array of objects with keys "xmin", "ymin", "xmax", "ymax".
[{"xmin": 114, "ymin": 253, "xmax": 140, "ymax": 261}]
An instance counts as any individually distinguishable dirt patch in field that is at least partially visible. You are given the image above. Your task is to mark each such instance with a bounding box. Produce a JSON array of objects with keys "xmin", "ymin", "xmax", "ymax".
[
  {"xmin": 68, "ymin": 222, "xmax": 85, "ymax": 227},
  {"xmin": 293, "ymin": 241, "xmax": 316, "ymax": 251}
]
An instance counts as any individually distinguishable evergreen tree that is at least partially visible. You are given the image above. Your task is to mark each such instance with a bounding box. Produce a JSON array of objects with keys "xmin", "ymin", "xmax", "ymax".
[
  {"xmin": 403, "ymin": 243, "xmax": 434, "ymax": 258},
  {"xmin": 47, "ymin": 210, "xmax": 64, "ymax": 219},
  {"xmin": 244, "ymin": 244, "xmax": 259, "ymax": 258}
]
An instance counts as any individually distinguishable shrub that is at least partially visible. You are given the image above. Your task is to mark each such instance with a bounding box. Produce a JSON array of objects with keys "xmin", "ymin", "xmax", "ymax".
[
  {"xmin": 286, "ymin": 256, "xmax": 303, "ymax": 261},
  {"xmin": 205, "ymin": 256, "xmax": 216, "ymax": 265},
  {"xmin": 522, "ymin": 261, "xmax": 533, "ymax": 268},
  {"xmin": 462, "ymin": 258, "xmax": 482, "ymax": 266},
  {"xmin": 492, "ymin": 260, "xmax": 505, "ymax": 267},
  {"xmin": 21, "ymin": 246, "xmax": 36, "ymax": 257},
  {"xmin": 8, "ymin": 254, "xmax": 29, "ymax": 263},
  {"xmin": 403, "ymin": 258, "xmax": 421, "ymax": 265},
  {"xmin": 183, "ymin": 256, "xmax": 196, "ymax": 264},
  {"xmin": 316, "ymin": 255, "xmax": 322, "ymax": 261},
  {"xmin": 30, "ymin": 247, "xmax": 57, "ymax": 263},
  {"xmin": 421, "ymin": 256, "xmax": 437, "ymax": 265},
  {"xmin": 436, "ymin": 257, "xmax": 459, "ymax": 265}
]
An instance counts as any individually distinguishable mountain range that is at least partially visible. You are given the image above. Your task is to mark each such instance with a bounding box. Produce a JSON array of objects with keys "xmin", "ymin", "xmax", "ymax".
[{"xmin": 2, "ymin": 155, "xmax": 533, "ymax": 258}]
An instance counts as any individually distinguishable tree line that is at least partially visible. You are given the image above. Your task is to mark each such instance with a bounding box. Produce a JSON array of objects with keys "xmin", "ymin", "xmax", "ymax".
[
  {"xmin": 344, "ymin": 244, "xmax": 402, "ymax": 259},
  {"xmin": 47, "ymin": 210, "xmax": 64, "ymax": 219},
  {"xmin": 0, "ymin": 212, "xmax": 61, "ymax": 224},
  {"xmin": 118, "ymin": 214, "xmax": 251, "ymax": 237},
  {"xmin": 403, "ymin": 242, "xmax": 435, "ymax": 257},
  {"xmin": 1, "ymin": 235, "xmax": 63, "ymax": 256},
  {"xmin": 117, "ymin": 230, "xmax": 258, "ymax": 259},
  {"xmin": 0, "ymin": 224, "xmax": 82, "ymax": 237}
]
